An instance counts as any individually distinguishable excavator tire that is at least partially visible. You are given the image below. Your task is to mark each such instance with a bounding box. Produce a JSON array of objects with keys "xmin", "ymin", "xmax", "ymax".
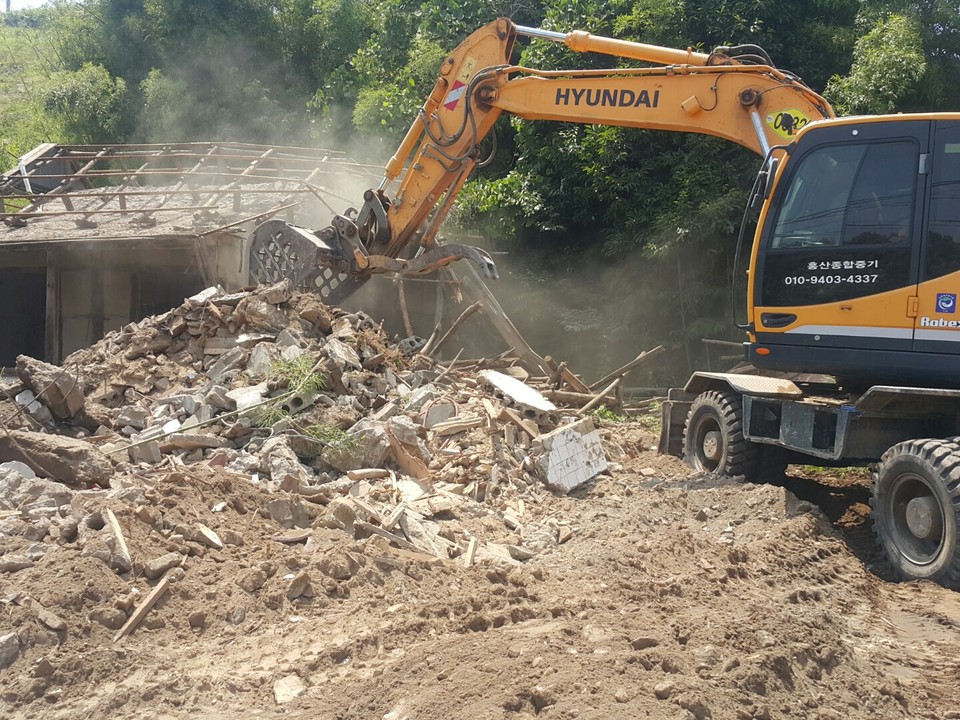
[
  {"xmin": 871, "ymin": 439, "xmax": 960, "ymax": 588},
  {"xmin": 683, "ymin": 390, "xmax": 758, "ymax": 478}
]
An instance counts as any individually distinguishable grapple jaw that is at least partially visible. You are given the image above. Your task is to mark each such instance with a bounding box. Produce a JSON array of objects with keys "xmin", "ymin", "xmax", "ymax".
[
  {"xmin": 248, "ymin": 211, "xmax": 498, "ymax": 305},
  {"xmin": 248, "ymin": 219, "xmax": 368, "ymax": 304}
]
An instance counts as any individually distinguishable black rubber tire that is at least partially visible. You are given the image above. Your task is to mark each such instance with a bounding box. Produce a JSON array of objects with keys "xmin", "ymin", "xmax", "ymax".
[
  {"xmin": 682, "ymin": 390, "xmax": 758, "ymax": 477},
  {"xmin": 871, "ymin": 439, "xmax": 960, "ymax": 588}
]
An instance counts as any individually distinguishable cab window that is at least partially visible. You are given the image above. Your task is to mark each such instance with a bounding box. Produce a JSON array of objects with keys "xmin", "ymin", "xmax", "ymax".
[
  {"xmin": 762, "ymin": 139, "xmax": 918, "ymax": 307},
  {"xmin": 771, "ymin": 142, "xmax": 914, "ymax": 250},
  {"xmin": 923, "ymin": 123, "xmax": 960, "ymax": 281}
]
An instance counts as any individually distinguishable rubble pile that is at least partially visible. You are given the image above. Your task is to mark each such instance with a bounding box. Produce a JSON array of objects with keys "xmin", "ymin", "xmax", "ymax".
[{"xmin": 0, "ymin": 281, "xmax": 624, "ymax": 667}]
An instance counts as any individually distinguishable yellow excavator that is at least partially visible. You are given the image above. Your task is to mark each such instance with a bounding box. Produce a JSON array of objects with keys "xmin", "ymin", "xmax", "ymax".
[{"xmin": 249, "ymin": 19, "xmax": 960, "ymax": 589}]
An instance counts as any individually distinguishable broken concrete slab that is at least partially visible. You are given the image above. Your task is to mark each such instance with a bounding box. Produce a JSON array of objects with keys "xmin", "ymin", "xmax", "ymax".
[
  {"xmin": 259, "ymin": 278, "xmax": 294, "ymax": 306},
  {"xmin": 0, "ymin": 632, "xmax": 19, "ymax": 669},
  {"xmin": 233, "ymin": 296, "xmax": 289, "ymax": 332},
  {"xmin": 0, "ymin": 460, "xmax": 35, "ymax": 480},
  {"xmin": 260, "ymin": 437, "xmax": 315, "ymax": 489},
  {"xmin": 530, "ymin": 417, "xmax": 607, "ymax": 494},
  {"xmin": 116, "ymin": 406, "xmax": 149, "ymax": 430},
  {"xmin": 16, "ymin": 355, "xmax": 84, "ymax": 420},
  {"xmin": 226, "ymin": 383, "xmax": 269, "ymax": 411},
  {"xmin": 480, "ymin": 369, "xmax": 558, "ymax": 425},
  {"xmin": 323, "ymin": 337, "xmax": 362, "ymax": 371},
  {"xmin": 0, "ymin": 431, "xmax": 113, "ymax": 486},
  {"xmin": 128, "ymin": 440, "xmax": 162, "ymax": 465},
  {"xmin": 247, "ymin": 343, "xmax": 280, "ymax": 378},
  {"xmin": 264, "ymin": 498, "xmax": 315, "ymax": 529},
  {"xmin": 321, "ymin": 419, "xmax": 391, "ymax": 472},
  {"xmin": 144, "ymin": 552, "xmax": 182, "ymax": 580},
  {"xmin": 286, "ymin": 571, "xmax": 313, "ymax": 600},
  {"xmin": 204, "ymin": 385, "xmax": 234, "ymax": 411},
  {"xmin": 0, "ymin": 469, "xmax": 75, "ymax": 510},
  {"xmin": 207, "ymin": 347, "xmax": 247, "ymax": 380},
  {"xmin": 403, "ymin": 385, "xmax": 438, "ymax": 412}
]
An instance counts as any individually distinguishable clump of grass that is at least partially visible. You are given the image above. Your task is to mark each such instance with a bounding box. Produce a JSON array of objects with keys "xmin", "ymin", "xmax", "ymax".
[
  {"xmin": 591, "ymin": 405, "xmax": 628, "ymax": 424},
  {"xmin": 251, "ymin": 355, "xmax": 326, "ymax": 430},
  {"xmin": 301, "ymin": 423, "xmax": 350, "ymax": 447},
  {"xmin": 271, "ymin": 355, "xmax": 326, "ymax": 394},
  {"xmin": 252, "ymin": 403, "xmax": 289, "ymax": 429},
  {"xmin": 638, "ymin": 401, "xmax": 662, "ymax": 433}
]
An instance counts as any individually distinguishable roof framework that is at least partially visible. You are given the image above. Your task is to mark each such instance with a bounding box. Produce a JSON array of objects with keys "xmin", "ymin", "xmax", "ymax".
[{"xmin": 0, "ymin": 142, "xmax": 378, "ymax": 246}]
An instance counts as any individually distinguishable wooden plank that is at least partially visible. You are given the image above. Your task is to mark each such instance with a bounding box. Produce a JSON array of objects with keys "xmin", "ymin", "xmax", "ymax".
[
  {"xmin": 430, "ymin": 416, "xmax": 483, "ymax": 436},
  {"xmin": 542, "ymin": 389, "xmax": 618, "ymax": 406},
  {"xmin": 588, "ymin": 345, "xmax": 665, "ymax": 390},
  {"xmin": 499, "ymin": 407, "xmax": 537, "ymax": 439},
  {"xmin": 386, "ymin": 431, "xmax": 431, "ymax": 480},
  {"xmin": 114, "ymin": 573, "xmax": 172, "ymax": 642},
  {"xmin": 548, "ymin": 361, "xmax": 566, "ymax": 387},
  {"xmin": 579, "ymin": 378, "xmax": 622, "ymax": 415},
  {"xmin": 355, "ymin": 520, "xmax": 423, "ymax": 553},
  {"xmin": 481, "ymin": 399, "xmax": 500, "ymax": 421},
  {"xmin": 383, "ymin": 504, "xmax": 406, "ymax": 531},
  {"xmin": 464, "ymin": 537, "xmax": 478, "ymax": 568},
  {"xmin": 104, "ymin": 509, "xmax": 131, "ymax": 567},
  {"xmin": 560, "ymin": 366, "xmax": 591, "ymax": 394}
]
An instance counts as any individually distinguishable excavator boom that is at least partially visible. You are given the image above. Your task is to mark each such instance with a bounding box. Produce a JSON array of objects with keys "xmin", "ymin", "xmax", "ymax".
[{"xmin": 249, "ymin": 18, "xmax": 835, "ymax": 302}]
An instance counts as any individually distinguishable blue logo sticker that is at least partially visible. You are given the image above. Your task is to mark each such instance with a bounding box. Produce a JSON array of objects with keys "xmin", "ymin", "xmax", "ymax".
[{"xmin": 937, "ymin": 293, "xmax": 957, "ymax": 313}]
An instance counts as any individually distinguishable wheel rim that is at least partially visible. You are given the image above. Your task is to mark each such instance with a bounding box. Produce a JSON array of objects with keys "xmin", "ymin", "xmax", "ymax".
[
  {"xmin": 690, "ymin": 414, "xmax": 723, "ymax": 472},
  {"xmin": 886, "ymin": 472, "xmax": 946, "ymax": 566}
]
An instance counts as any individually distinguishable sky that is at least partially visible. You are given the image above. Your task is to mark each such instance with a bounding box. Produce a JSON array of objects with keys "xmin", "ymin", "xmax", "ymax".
[{"xmin": 8, "ymin": 1, "xmax": 51, "ymax": 9}]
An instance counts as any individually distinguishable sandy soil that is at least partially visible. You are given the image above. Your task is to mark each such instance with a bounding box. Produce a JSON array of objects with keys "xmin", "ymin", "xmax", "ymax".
[{"xmin": 2, "ymin": 425, "xmax": 959, "ymax": 720}]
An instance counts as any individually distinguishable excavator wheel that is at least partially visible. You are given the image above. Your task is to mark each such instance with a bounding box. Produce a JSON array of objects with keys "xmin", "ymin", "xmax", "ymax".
[
  {"xmin": 871, "ymin": 439, "xmax": 960, "ymax": 588},
  {"xmin": 682, "ymin": 390, "xmax": 758, "ymax": 478}
]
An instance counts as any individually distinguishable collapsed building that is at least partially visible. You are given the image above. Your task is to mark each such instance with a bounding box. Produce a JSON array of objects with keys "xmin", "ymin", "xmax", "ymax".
[{"xmin": 0, "ymin": 142, "xmax": 378, "ymax": 366}]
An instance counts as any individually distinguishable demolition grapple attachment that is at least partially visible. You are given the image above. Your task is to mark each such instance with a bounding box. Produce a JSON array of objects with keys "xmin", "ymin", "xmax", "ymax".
[{"xmin": 248, "ymin": 213, "xmax": 498, "ymax": 305}]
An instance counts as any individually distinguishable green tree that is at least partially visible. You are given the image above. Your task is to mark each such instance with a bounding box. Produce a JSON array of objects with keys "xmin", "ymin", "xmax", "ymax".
[
  {"xmin": 825, "ymin": 14, "xmax": 926, "ymax": 114},
  {"xmin": 43, "ymin": 62, "xmax": 128, "ymax": 143}
]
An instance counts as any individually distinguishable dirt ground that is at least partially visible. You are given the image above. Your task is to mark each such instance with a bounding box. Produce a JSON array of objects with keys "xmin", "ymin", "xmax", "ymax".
[
  {"xmin": 2, "ymin": 428, "xmax": 959, "ymax": 720},
  {"xmin": 1, "ymin": 283, "xmax": 959, "ymax": 720}
]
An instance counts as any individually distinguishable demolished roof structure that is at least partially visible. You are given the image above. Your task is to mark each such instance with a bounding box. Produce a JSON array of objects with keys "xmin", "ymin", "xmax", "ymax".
[{"xmin": 0, "ymin": 142, "xmax": 378, "ymax": 365}]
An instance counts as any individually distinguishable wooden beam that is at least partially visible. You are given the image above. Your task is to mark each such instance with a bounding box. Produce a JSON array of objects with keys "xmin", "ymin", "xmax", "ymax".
[{"xmin": 114, "ymin": 572, "xmax": 173, "ymax": 642}]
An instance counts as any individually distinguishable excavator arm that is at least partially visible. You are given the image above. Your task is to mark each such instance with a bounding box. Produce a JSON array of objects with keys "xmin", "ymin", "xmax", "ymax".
[{"xmin": 248, "ymin": 18, "xmax": 835, "ymax": 302}]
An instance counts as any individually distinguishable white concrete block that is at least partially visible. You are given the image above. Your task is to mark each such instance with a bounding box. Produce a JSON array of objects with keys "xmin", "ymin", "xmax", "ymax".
[{"xmin": 530, "ymin": 417, "xmax": 607, "ymax": 494}]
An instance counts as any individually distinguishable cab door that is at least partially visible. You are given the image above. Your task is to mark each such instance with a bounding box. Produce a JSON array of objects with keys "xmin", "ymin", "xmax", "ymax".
[
  {"xmin": 753, "ymin": 120, "xmax": 929, "ymax": 357},
  {"xmin": 914, "ymin": 120, "xmax": 960, "ymax": 353}
]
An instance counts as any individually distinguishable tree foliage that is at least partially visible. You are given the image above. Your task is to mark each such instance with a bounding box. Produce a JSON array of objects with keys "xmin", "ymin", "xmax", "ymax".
[
  {"xmin": 43, "ymin": 62, "xmax": 129, "ymax": 143},
  {"xmin": 826, "ymin": 14, "xmax": 926, "ymax": 114}
]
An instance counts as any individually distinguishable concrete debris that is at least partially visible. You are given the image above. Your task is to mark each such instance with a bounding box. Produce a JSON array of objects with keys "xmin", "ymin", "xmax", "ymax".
[
  {"xmin": 144, "ymin": 552, "xmax": 182, "ymax": 580},
  {"xmin": 16, "ymin": 355, "xmax": 85, "ymax": 420},
  {"xmin": 322, "ymin": 419, "xmax": 391, "ymax": 472},
  {"xmin": 274, "ymin": 675, "xmax": 306, "ymax": 704},
  {"xmin": 480, "ymin": 369, "xmax": 559, "ymax": 426},
  {"xmin": 0, "ymin": 431, "xmax": 113, "ymax": 486},
  {"xmin": 260, "ymin": 437, "xmax": 314, "ymax": 492},
  {"xmin": 530, "ymin": 418, "xmax": 608, "ymax": 494},
  {"xmin": 0, "ymin": 278, "xmax": 634, "ymax": 643},
  {"xmin": 0, "ymin": 632, "xmax": 20, "ymax": 669}
]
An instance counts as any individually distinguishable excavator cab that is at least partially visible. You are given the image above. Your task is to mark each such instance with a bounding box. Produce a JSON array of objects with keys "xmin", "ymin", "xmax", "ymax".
[{"xmin": 747, "ymin": 117, "xmax": 960, "ymax": 389}]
